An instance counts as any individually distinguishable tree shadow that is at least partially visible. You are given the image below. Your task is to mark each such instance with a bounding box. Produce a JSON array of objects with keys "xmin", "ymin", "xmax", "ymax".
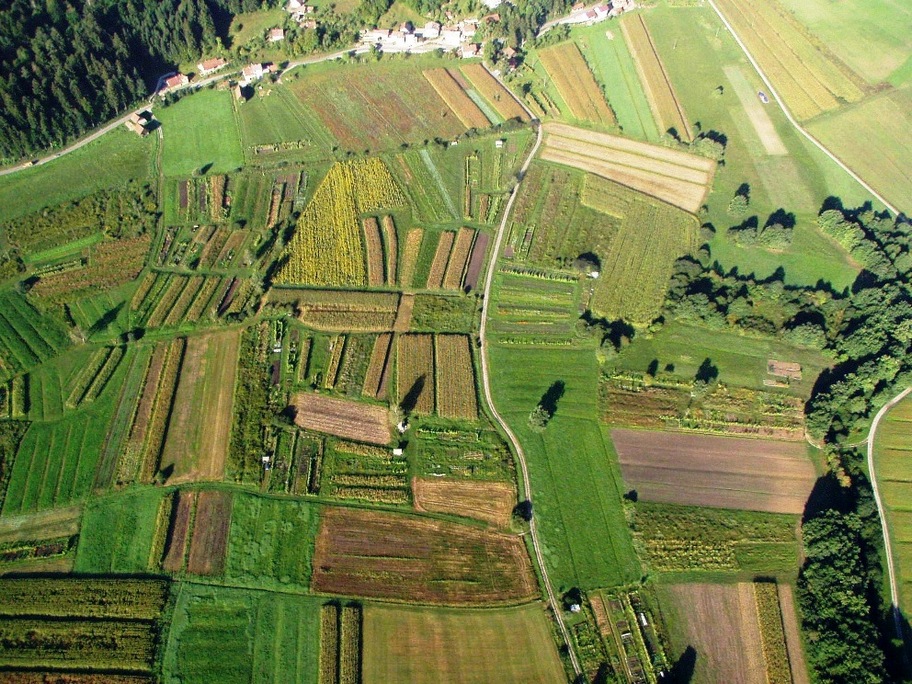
[
  {"xmin": 400, "ymin": 375, "xmax": 426, "ymax": 415},
  {"xmin": 695, "ymin": 358, "xmax": 718, "ymax": 384},
  {"xmin": 667, "ymin": 646, "xmax": 697, "ymax": 683},
  {"xmin": 89, "ymin": 302, "xmax": 124, "ymax": 335},
  {"xmin": 538, "ymin": 381, "xmax": 565, "ymax": 417}
]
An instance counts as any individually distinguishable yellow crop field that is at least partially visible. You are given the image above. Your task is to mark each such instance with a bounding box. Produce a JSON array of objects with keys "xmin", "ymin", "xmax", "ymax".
[
  {"xmin": 423, "ymin": 69, "xmax": 491, "ymax": 129},
  {"xmin": 362, "ymin": 217, "xmax": 386, "ymax": 287},
  {"xmin": 426, "ymin": 231, "xmax": 455, "ymax": 289},
  {"xmin": 400, "ymin": 228, "xmax": 424, "ymax": 288},
  {"xmin": 714, "ymin": 0, "xmax": 868, "ymax": 121},
  {"xmin": 443, "ymin": 227, "xmax": 475, "ymax": 290},
  {"xmin": 276, "ymin": 159, "xmax": 406, "ymax": 286},
  {"xmin": 460, "ymin": 64, "xmax": 530, "ymax": 122},
  {"xmin": 621, "ymin": 14, "xmax": 692, "ymax": 140},
  {"xmin": 381, "ymin": 215, "xmax": 398, "ymax": 286},
  {"xmin": 397, "ymin": 334, "xmax": 435, "ymax": 415},
  {"xmin": 538, "ymin": 42, "xmax": 616, "ymax": 126},
  {"xmin": 434, "ymin": 334, "xmax": 478, "ymax": 420}
]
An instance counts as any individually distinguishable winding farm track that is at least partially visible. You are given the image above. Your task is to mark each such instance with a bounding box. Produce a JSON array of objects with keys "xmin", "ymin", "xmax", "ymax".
[
  {"xmin": 475, "ymin": 68, "xmax": 583, "ymax": 678},
  {"xmin": 867, "ymin": 387, "xmax": 912, "ymax": 649},
  {"xmin": 705, "ymin": 0, "xmax": 900, "ymax": 217}
]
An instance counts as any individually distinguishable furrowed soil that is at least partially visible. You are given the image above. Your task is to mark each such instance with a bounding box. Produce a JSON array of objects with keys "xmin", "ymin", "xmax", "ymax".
[
  {"xmin": 291, "ymin": 393, "xmax": 391, "ymax": 445},
  {"xmin": 412, "ymin": 478, "xmax": 515, "ymax": 528}
]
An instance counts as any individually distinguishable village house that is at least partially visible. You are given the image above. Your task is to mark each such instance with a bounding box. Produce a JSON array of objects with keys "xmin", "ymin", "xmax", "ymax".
[
  {"xmin": 163, "ymin": 73, "xmax": 189, "ymax": 90},
  {"xmin": 197, "ymin": 57, "xmax": 227, "ymax": 76},
  {"xmin": 241, "ymin": 63, "xmax": 275, "ymax": 85},
  {"xmin": 460, "ymin": 42, "xmax": 481, "ymax": 58},
  {"xmin": 361, "ymin": 28, "xmax": 392, "ymax": 44},
  {"xmin": 300, "ymin": 19, "xmax": 317, "ymax": 29},
  {"xmin": 125, "ymin": 111, "xmax": 152, "ymax": 136},
  {"xmin": 421, "ymin": 21, "xmax": 441, "ymax": 39},
  {"xmin": 268, "ymin": 27, "xmax": 285, "ymax": 42}
]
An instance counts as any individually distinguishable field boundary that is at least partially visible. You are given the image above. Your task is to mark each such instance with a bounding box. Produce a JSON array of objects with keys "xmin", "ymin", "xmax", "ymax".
[{"xmin": 706, "ymin": 0, "xmax": 899, "ymax": 216}]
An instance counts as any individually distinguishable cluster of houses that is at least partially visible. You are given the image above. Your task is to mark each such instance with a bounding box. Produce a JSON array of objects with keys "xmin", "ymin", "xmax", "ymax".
[
  {"xmin": 360, "ymin": 17, "xmax": 486, "ymax": 57},
  {"xmin": 567, "ymin": 0, "xmax": 634, "ymax": 25},
  {"xmin": 286, "ymin": 0, "xmax": 318, "ymax": 30}
]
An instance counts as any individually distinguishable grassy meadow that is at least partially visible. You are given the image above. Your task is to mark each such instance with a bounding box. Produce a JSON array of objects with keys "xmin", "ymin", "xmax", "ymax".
[
  {"xmin": 158, "ymin": 88, "xmax": 244, "ymax": 177},
  {"xmin": 488, "ymin": 344, "xmax": 640, "ymax": 590}
]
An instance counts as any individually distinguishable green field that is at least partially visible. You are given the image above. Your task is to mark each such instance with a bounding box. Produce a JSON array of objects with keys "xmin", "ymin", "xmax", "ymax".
[
  {"xmin": 775, "ymin": 0, "xmax": 912, "ymax": 84},
  {"xmin": 224, "ymin": 493, "xmax": 319, "ymax": 591},
  {"xmin": 163, "ymin": 583, "xmax": 320, "ymax": 684},
  {"xmin": 158, "ymin": 88, "xmax": 244, "ymax": 177},
  {"xmin": 362, "ymin": 602, "xmax": 566, "ymax": 683},
  {"xmin": 235, "ymin": 86, "xmax": 336, "ymax": 158},
  {"xmin": 488, "ymin": 344, "xmax": 640, "ymax": 590},
  {"xmin": 640, "ymin": 5, "xmax": 870, "ymax": 286},
  {"xmin": 609, "ymin": 320, "xmax": 833, "ymax": 399},
  {"xmin": 0, "ymin": 129, "xmax": 153, "ymax": 223},
  {"xmin": 74, "ymin": 487, "xmax": 167, "ymax": 574},
  {"xmin": 872, "ymin": 394, "xmax": 912, "ymax": 613}
]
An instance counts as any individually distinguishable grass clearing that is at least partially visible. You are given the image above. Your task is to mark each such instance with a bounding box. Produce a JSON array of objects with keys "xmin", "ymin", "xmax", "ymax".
[
  {"xmin": 235, "ymin": 86, "xmax": 336, "ymax": 157},
  {"xmin": 362, "ymin": 603, "xmax": 565, "ymax": 683},
  {"xmin": 158, "ymin": 89, "xmax": 244, "ymax": 177}
]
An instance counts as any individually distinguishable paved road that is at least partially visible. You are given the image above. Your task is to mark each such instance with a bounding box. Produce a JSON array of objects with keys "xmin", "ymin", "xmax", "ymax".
[
  {"xmin": 867, "ymin": 387, "xmax": 912, "ymax": 649},
  {"xmin": 475, "ymin": 70, "xmax": 582, "ymax": 678},
  {"xmin": 705, "ymin": 0, "xmax": 899, "ymax": 216}
]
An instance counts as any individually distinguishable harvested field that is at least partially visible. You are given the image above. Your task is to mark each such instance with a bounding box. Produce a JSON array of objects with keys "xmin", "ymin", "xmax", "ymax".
[
  {"xmin": 291, "ymin": 393, "xmax": 391, "ymax": 445},
  {"xmin": 426, "ymin": 231, "xmax": 455, "ymax": 289},
  {"xmin": 423, "ymin": 69, "xmax": 491, "ymax": 129},
  {"xmin": 270, "ymin": 288, "xmax": 400, "ymax": 332},
  {"xmin": 659, "ymin": 583, "xmax": 767, "ymax": 684},
  {"xmin": 162, "ymin": 491, "xmax": 196, "ymax": 573},
  {"xmin": 159, "ymin": 332, "xmax": 239, "ymax": 484},
  {"xmin": 621, "ymin": 13, "xmax": 692, "ymax": 140},
  {"xmin": 443, "ymin": 227, "xmax": 475, "ymax": 290},
  {"xmin": 362, "ymin": 603, "xmax": 565, "ymax": 684},
  {"xmin": 460, "ymin": 64, "xmax": 530, "ymax": 122},
  {"xmin": 612, "ymin": 429, "xmax": 816, "ymax": 514},
  {"xmin": 0, "ymin": 506, "xmax": 81, "ymax": 545},
  {"xmin": 362, "ymin": 333, "xmax": 393, "ymax": 400},
  {"xmin": 540, "ymin": 122, "xmax": 714, "ymax": 213},
  {"xmin": 434, "ymin": 334, "xmax": 478, "ymax": 419},
  {"xmin": 393, "ymin": 293, "xmax": 415, "ymax": 333},
  {"xmin": 363, "ymin": 217, "xmax": 386, "ymax": 287},
  {"xmin": 463, "ymin": 232, "xmax": 489, "ymax": 292},
  {"xmin": 397, "ymin": 334, "xmax": 434, "ymax": 415},
  {"xmin": 186, "ymin": 490, "xmax": 232, "ymax": 576},
  {"xmin": 724, "ymin": 65, "xmax": 787, "ymax": 156},
  {"xmin": 312, "ymin": 506, "xmax": 537, "ymax": 604},
  {"xmin": 777, "ymin": 583, "xmax": 811, "ymax": 684},
  {"xmin": 714, "ymin": 0, "xmax": 867, "ymax": 121},
  {"xmin": 538, "ymin": 42, "xmax": 616, "ymax": 126},
  {"xmin": 412, "ymin": 478, "xmax": 515, "ymax": 528},
  {"xmin": 381, "ymin": 216, "xmax": 398, "ymax": 286}
]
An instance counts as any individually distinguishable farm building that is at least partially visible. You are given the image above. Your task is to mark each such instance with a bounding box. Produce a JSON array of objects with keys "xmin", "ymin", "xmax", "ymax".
[
  {"xmin": 242, "ymin": 63, "xmax": 271, "ymax": 85},
  {"xmin": 124, "ymin": 111, "xmax": 153, "ymax": 136},
  {"xmin": 269, "ymin": 27, "xmax": 285, "ymax": 42},
  {"xmin": 197, "ymin": 57, "xmax": 227, "ymax": 75},
  {"xmin": 460, "ymin": 43, "xmax": 481, "ymax": 58},
  {"xmin": 422, "ymin": 21, "xmax": 441, "ymax": 39}
]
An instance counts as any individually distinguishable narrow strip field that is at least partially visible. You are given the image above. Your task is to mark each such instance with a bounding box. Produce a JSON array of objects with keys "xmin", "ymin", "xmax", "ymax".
[
  {"xmin": 540, "ymin": 122, "xmax": 714, "ymax": 213},
  {"xmin": 723, "ymin": 65, "xmax": 787, "ymax": 155},
  {"xmin": 621, "ymin": 13, "xmax": 692, "ymax": 140},
  {"xmin": 612, "ymin": 429, "xmax": 816, "ymax": 514},
  {"xmin": 460, "ymin": 64, "xmax": 530, "ymax": 122},
  {"xmin": 423, "ymin": 69, "xmax": 491, "ymax": 129},
  {"xmin": 412, "ymin": 478, "xmax": 515, "ymax": 528}
]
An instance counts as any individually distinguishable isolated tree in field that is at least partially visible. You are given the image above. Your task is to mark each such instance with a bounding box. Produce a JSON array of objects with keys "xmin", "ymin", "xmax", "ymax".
[
  {"xmin": 528, "ymin": 404, "xmax": 551, "ymax": 432},
  {"xmin": 728, "ymin": 183, "xmax": 750, "ymax": 217}
]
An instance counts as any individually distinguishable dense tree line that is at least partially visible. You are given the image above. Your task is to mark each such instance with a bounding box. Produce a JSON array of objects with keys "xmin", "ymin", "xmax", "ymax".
[{"xmin": 0, "ymin": 0, "xmax": 273, "ymax": 161}]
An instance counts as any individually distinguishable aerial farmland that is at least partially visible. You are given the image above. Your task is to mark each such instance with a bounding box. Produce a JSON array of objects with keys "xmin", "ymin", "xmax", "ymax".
[{"xmin": 0, "ymin": 0, "xmax": 908, "ymax": 681}]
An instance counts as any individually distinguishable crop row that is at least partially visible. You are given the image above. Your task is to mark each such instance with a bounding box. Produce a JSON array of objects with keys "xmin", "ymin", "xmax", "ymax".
[
  {"xmin": 0, "ymin": 578, "xmax": 168, "ymax": 620},
  {"xmin": 538, "ymin": 42, "xmax": 615, "ymax": 126},
  {"xmin": 754, "ymin": 582, "xmax": 791, "ymax": 684}
]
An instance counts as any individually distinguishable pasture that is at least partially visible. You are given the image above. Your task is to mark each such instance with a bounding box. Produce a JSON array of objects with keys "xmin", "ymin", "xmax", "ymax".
[
  {"xmin": 809, "ymin": 86, "xmax": 912, "ymax": 215},
  {"xmin": 872, "ymin": 393, "xmax": 912, "ymax": 615},
  {"xmin": 775, "ymin": 0, "xmax": 912, "ymax": 84},
  {"xmin": 488, "ymin": 344, "xmax": 640, "ymax": 590},
  {"xmin": 235, "ymin": 86, "xmax": 336, "ymax": 158},
  {"xmin": 157, "ymin": 88, "xmax": 244, "ymax": 177},
  {"xmin": 74, "ymin": 488, "xmax": 167, "ymax": 574},
  {"xmin": 0, "ymin": 129, "xmax": 152, "ymax": 223},
  {"xmin": 612, "ymin": 429, "xmax": 817, "ymax": 514},
  {"xmin": 713, "ymin": 0, "xmax": 868, "ymax": 121},
  {"xmin": 291, "ymin": 58, "xmax": 467, "ymax": 152},
  {"xmin": 537, "ymin": 42, "xmax": 616, "ymax": 126},
  {"xmin": 311, "ymin": 505, "xmax": 537, "ymax": 604},
  {"xmin": 159, "ymin": 331, "xmax": 239, "ymax": 484},
  {"xmin": 163, "ymin": 583, "xmax": 320, "ymax": 684},
  {"xmin": 361, "ymin": 603, "xmax": 566, "ymax": 684},
  {"xmin": 412, "ymin": 478, "xmax": 515, "ymax": 528},
  {"xmin": 540, "ymin": 122, "xmax": 715, "ymax": 213},
  {"xmin": 620, "ymin": 13, "xmax": 692, "ymax": 140}
]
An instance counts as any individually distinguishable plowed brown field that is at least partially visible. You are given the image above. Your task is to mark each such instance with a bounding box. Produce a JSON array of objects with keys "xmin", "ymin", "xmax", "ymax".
[
  {"xmin": 186, "ymin": 490, "xmax": 232, "ymax": 576},
  {"xmin": 291, "ymin": 393, "xmax": 391, "ymax": 445},
  {"xmin": 612, "ymin": 429, "xmax": 815, "ymax": 514},
  {"xmin": 312, "ymin": 506, "xmax": 537, "ymax": 604}
]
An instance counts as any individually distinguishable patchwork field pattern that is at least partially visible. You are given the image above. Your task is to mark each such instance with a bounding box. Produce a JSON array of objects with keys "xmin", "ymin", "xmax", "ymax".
[
  {"xmin": 538, "ymin": 42, "xmax": 616, "ymax": 126},
  {"xmin": 621, "ymin": 13, "xmax": 692, "ymax": 140},
  {"xmin": 311, "ymin": 506, "xmax": 537, "ymax": 604},
  {"xmin": 612, "ymin": 429, "xmax": 816, "ymax": 514},
  {"xmin": 714, "ymin": 0, "xmax": 868, "ymax": 121},
  {"xmin": 540, "ymin": 122, "xmax": 715, "ymax": 212}
]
